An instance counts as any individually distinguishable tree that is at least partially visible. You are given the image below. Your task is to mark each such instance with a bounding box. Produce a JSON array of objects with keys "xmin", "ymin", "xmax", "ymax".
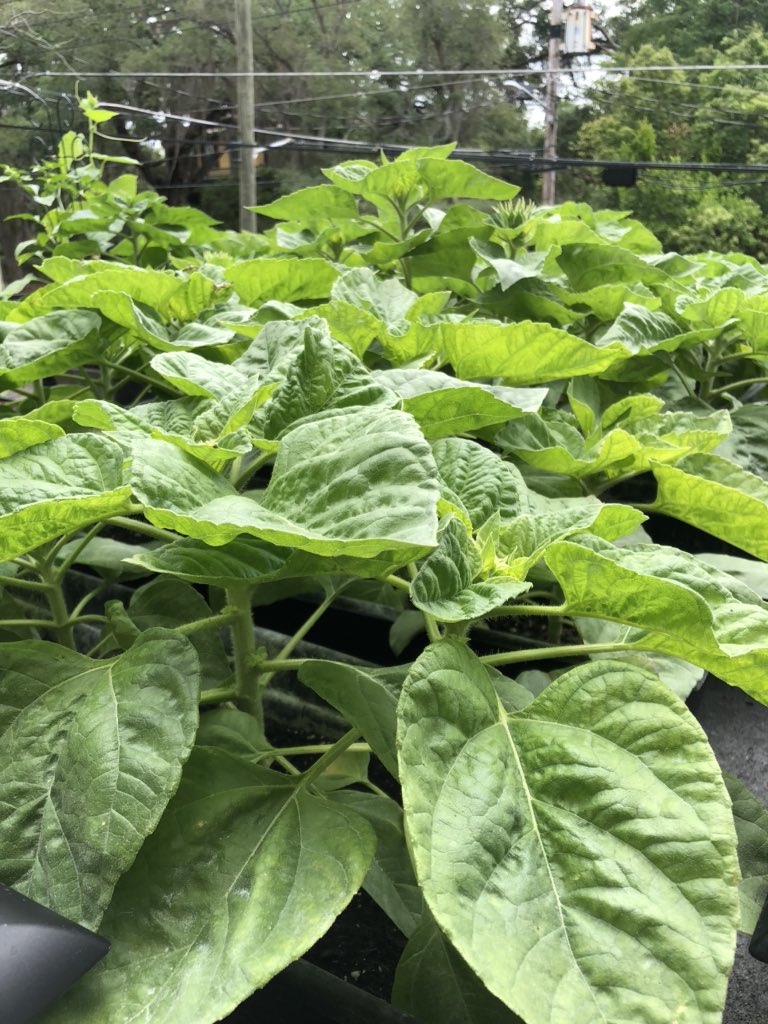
[{"xmin": 557, "ymin": 29, "xmax": 768, "ymax": 258}]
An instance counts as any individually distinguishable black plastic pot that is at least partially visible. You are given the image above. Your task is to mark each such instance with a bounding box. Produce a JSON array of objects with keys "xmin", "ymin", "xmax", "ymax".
[
  {"xmin": 226, "ymin": 959, "xmax": 415, "ymax": 1023},
  {"xmin": 0, "ymin": 884, "xmax": 108, "ymax": 1024}
]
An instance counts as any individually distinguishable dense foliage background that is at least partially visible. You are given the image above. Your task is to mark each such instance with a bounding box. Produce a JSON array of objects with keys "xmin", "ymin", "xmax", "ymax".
[{"xmin": 1, "ymin": 0, "xmax": 767, "ymax": 270}]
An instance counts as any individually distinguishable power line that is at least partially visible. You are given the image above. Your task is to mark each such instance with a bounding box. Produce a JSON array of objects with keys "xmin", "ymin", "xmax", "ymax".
[{"xmin": 17, "ymin": 63, "xmax": 768, "ymax": 81}]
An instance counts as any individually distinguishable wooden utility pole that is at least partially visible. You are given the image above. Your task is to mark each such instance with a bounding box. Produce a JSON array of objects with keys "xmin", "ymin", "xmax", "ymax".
[
  {"xmin": 542, "ymin": 0, "xmax": 563, "ymax": 206},
  {"xmin": 235, "ymin": 0, "xmax": 257, "ymax": 232}
]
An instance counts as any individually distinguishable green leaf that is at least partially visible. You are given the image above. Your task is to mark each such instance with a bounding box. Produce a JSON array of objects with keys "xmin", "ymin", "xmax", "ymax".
[
  {"xmin": 398, "ymin": 641, "xmax": 739, "ymax": 1024},
  {"xmin": 124, "ymin": 578, "xmax": 230, "ymax": 687},
  {"xmin": 411, "ymin": 518, "xmax": 530, "ymax": 622},
  {"xmin": 0, "ymin": 433, "xmax": 132, "ymax": 561},
  {"xmin": 723, "ymin": 773, "xmax": 768, "ymax": 934},
  {"xmin": 557, "ymin": 243, "xmax": 668, "ymax": 292},
  {"xmin": 299, "ymin": 299, "xmax": 381, "ymax": 358},
  {"xmin": 697, "ymin": 553, "xmax": 768, "ymax": 598},
  {"xmin": 498, "ymin": 408, "xmax": 730, "ymax": 481},
  {"xmin": 132, "ymin": 407, "xmax": 439, "ymax": 560},
  {"xmin": 651, "ymin": 454, "xmax": 768, "ymax": 560},
  {"xmin": 331, "ymin": 266, "xmax": 418, "ymax": 324},
  {"xmin": 76, "ymin": 396, "xmax": 255, "ymax": 469},
  {"xmin": 0, "ymin": 630, "xmax": 199, "ymax": 929},
  {"xmin": 45, "ymin": 747, "xmax": 375, "ymax": 1024},
  {"xmin": 498, "ymin": 498, "xmax": 646, "ymax": 579},
  {"xmin": 573, "ymin": 617, "xmax": 705, "ymax": 701},
  {"xmin": 149, "ymin": 351, "xmax": 256, "ymax": 400},
  {"xmin": 225, "ymin": 257, "xmax": 339, "ymax": 304},
  {"xmin": 378, "ymin": 368, "xmax": 546, "ymax": 439},
  {"xmin": 0, "ymin": 310, "xmax": 101, "ymax": 386},
  {"xmin": 330, "ymin": 790, "xmax": 423, "ymax": 937},
  {"xmin": 717, "ymin": 405, "xmax": 768, "ymax": 480},
  {"xmin": 0, "ymin": 416, "xmax": 63, "ymax": 457},
  {"xmin": 432, "ymin": 438, "xmax": 529, "ymax": 529},
  {"xmin": 196, "ymin": 707, "xmax": 268, "ymax": 759},
  {"xmin": 299, "ymin": 661, "xmax": 406, "ymax": 777},
  {"xmin": 393, "ymin": 911, "xmax": 523, "ymax": 1024},
  {"xmin": 440, "ymin": 321, "xmax": 627, "ymax": 385},
  {"xmin": 362, "ymin": 158, "xmax": 518, "ymax": 203},
  {"xmin": 592, "ymin": 303, "xmax": 717, "ymax": 355},
  {"xmin": 256, "ymin": 319, "xmax": 394, "ymax": 439},
  {"xmin": 252, "ymin": 184, "xmax": 359, "ymax": 223},
  {"xmin": 546, "ymin": 537, "xmax": 768, "ymax": 703},
  {"xmin": 54, "ymin": 536, "xmax": 154, "ymax": 580}
]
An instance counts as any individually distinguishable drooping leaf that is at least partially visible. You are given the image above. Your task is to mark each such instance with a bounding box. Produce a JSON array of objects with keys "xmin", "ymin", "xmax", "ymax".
[
  {"xmin": 252, "ymin": 184, "xmax": 359, "ymax": 223},
  {"xmin": 0, "ymin": 416, "xmax": 63, "ymax": 457},
  {"xmin": 45, "ymin": 748, "xmax": 374, "ymax": 1024},
  {"xmin": 546, "ymin": 537, "xmax": 768, "ymax": 703},
  {"xmin": 439, "ymin": 321, "xmax": 627, "ymax": 385},
  {"xmin": 132, "ymin": 407, "xmax": 439, "ymax": 560},
  {"xmin": 723, "ymin": 773, "xmax": 768, "ymax": 935},
  {"xmin": 0, "ymin": 629, "xmax": 199, "ymax": 930},
  {"xmin": 127, "ymin": 534, "xmax": 401, "ymax": 590},
  {"xmin": 330, "ymin": 790, "xmax": 423, "ymax": 937},
  {"xmin": 398, "ymin": 641, "xmax": 739, "ymax": 1024},
  {"xmin": 0, "ymin": 310, "xmax": 101, "ymax": 386},
  {"xmin": 393, "ymin": 911, "xmax": 523, "ymax": 1024},
  {"xmin": 378, "ymin": 368, "xmax": 547, "ymax": 439},
  {"xmin": 0, "ymin": 433, "xmax": 132, "ymax": 561},
  {"xmin": 651, "ymin": 453, "xmax": 768, "ymax": 560},
  {"xmin": 299, "ymin": 661, "xmax": 406, "ymax": 776}
]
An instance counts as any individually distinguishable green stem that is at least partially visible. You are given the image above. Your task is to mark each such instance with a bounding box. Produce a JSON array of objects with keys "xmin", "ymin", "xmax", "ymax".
[
  {"xmin": 258, "ymin": 585, "xmax": 350, "ymax": 690},
  {"xmin": 254, "ymin": 741, "xmax": 371, "ymax": 760},
  {"xmin": 234, "ymin": 449, "xmax": 274, "ymax": 490},
  {"xmin": 710, "ymin": 375, "xmax": 768, "ymax": 396},
  {"xmin": 69, "ymin": 586, "xmax": 107, "ymax": 620},
  {"xmin": 108, "ymin": 514, "xmax": 179, "ymax": 543},
  {"xmin": 255, "ymin": 657, "xmax": 309, "ymax": 674},
  {"xmin": 385, "ymin": 574, "xmax": 411, "ymax": 592},
  {"xmin": 481, "ymin": 641, "xmax": 637, "ymax": 668},
  {"xmin": 199, "ymin": 686, "xmax": 237, "ymax": 705},
  {"xmin": 37, "ymin": 560, "xmax": 74, "ymax": 648},
  {"xmin": 53, "ymin": 522, "xmax": 104, "ymax": 582},
  {"xmin": 299, "ymin": 728, "xmax": 361, "ymax": 786},
  {"xmin": 0, "ymin": 575, "xmax": 53, "ymax": 593},
  {"xmin": 483, "ymin": 603, "xmax": 567, "ymax": 619},
  {"xmin": 0, "ymin": 618, "xmax": 57, "ymax": 629},
  {"xmin": 178, "ymin": 610, "xmax": 240, "ymax": 636},
  {"xmin": 226, "ymin": 586, "xmax": 261, "ymax": 731},
  {"xmin": 101, "ymin": 360, "xmax": 177, "ymax": 395}
]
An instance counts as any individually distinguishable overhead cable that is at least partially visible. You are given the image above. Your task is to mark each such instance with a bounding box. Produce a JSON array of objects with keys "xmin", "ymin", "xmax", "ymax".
[{"xmin": 21, "ymin": 63, "xmax": 768, "ymax": 80}]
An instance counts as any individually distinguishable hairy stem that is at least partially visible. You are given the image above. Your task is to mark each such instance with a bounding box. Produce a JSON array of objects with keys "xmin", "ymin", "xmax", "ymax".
[
  {"xmin": 108, "ymin": 514, "xmax": 179, "ymax": 543},
  {"xmin": 226, "ymin": 585, "xmax": 262, "ymax": 732},
  {"xmin": 481, "ymin": 641, "xmax": 637, "ymax": 667},
  {"xmin": 177, "ymin": 610, "xmax": 240, "ymax": 637}
]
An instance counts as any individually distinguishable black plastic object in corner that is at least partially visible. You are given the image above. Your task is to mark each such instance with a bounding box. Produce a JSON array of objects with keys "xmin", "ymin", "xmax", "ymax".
[
  {"xmin": 0, "ymin": 883, "xmax": 109, "ymax": 1023},
  {"xmin": 750, "ymin": 892, "xmax": 768, "ymax": 963}
]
